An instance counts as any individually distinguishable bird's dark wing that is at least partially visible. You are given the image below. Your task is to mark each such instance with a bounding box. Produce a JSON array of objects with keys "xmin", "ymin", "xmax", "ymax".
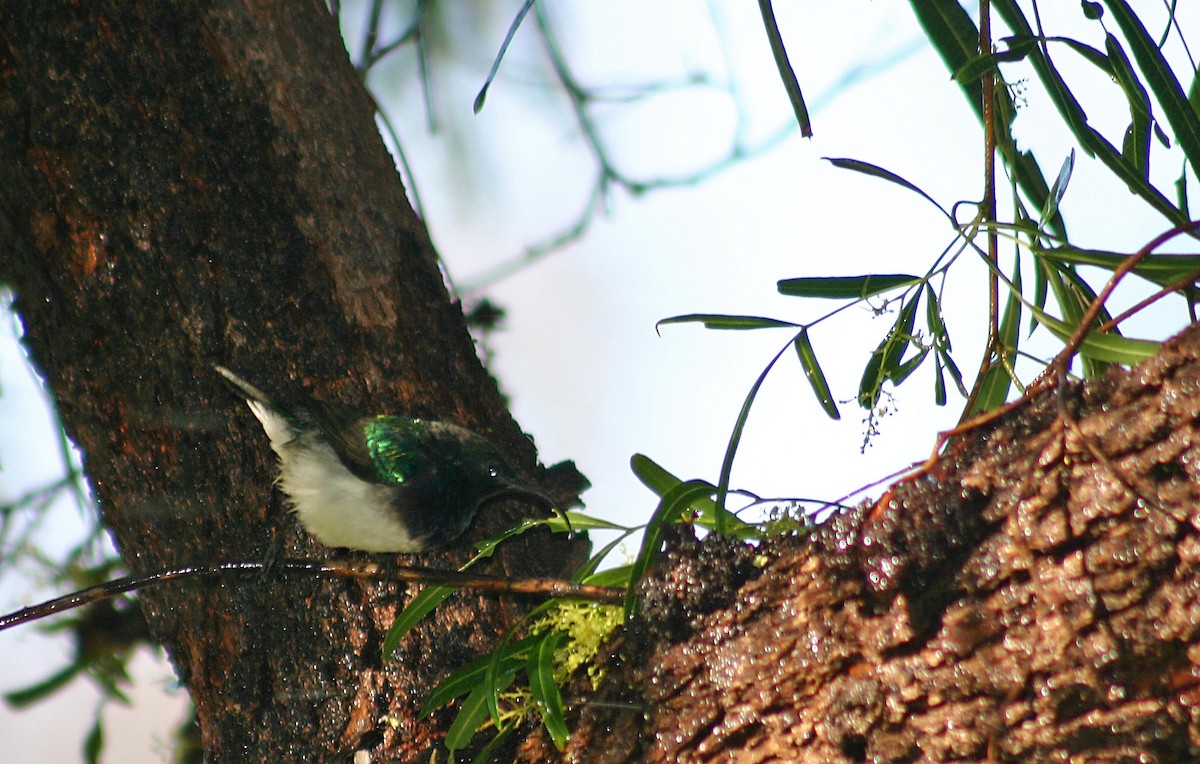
[{"xmin": 304, "ymin": 400, "xmax": 382, "ymax": 483}]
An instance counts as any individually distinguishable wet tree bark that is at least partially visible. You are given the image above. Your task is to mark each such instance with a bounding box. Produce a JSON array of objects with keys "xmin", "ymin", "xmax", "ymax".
[
  {"xmin": 0, "ymin": 1, "xmax": 581, "ymax": 760},
  {"xmin": 548, "ymin": 323, "xmax": 1200, "ymax": 762}
]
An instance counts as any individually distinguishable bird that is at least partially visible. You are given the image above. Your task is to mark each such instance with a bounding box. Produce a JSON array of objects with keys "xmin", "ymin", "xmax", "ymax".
[{"xmin": 216, "ymin": 366, "xmax": 547, "ymax": 553}]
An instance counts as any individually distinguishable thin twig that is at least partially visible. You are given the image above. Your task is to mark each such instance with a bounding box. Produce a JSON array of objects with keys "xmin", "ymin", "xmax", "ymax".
[{"xmin": 0, "ymin": 558, "xmax": 625, "ymax": 633}]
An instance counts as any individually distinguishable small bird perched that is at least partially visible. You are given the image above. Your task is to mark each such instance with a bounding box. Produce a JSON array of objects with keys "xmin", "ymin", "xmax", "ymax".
[{"xmin": 216, "ymin": 366, "xmax": 542, "ymax": 553}]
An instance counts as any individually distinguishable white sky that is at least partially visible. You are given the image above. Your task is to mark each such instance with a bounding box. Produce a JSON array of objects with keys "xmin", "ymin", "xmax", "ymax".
[{"xmin": 2, "ymin": 1, "xmax": 1196, "ymax": 759}]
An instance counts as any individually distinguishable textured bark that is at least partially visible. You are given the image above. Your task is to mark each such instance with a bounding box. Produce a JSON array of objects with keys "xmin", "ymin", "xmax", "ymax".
[
  {"xmin": 552, "ymin": 323, "xmax": 1200, "ymax": 762},
  {"xmin": 0, "ymin": 2, "xmax": 580, "ymax": 761}
]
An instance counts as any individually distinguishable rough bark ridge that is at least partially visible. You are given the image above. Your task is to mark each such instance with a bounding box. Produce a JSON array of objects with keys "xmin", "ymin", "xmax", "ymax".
[
  {"xmin": 0, "ymin": 2, "xmax": 580, "ymax": 760},
  {"xmin": 558, "ymin": 323, "xmax": 1200, "ymax": 762}
]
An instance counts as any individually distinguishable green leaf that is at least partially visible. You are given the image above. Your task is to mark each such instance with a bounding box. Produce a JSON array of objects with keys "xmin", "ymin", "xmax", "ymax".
[
  {"xmin": 422, "ymin": 638, "xmax": 531, "ymax": 716},
  {"xmin": 571, "ymin": 535, "xmax": 634, "ymax": 583},
  {"xmin": 546, "ymin": 511, "xmax": 629, "ymax": 533},
  {"xmin": 933, "ymin": 354, "xmax": 947, "ymax": 406},
  {"xmin": 969, "ymin": 254, "xmax": 1023, "ymax": 416},
  {"xmin": 3, "ymin": 664, "xmax": 80, "ymax": 708},
  {"xmin": 888, "ymin": 346, "xmax": 929, "ymax": 386},
  {"xmin": 656, "ymin": 314, "xmax": 797, "ymax": 331},
  {"xmin": 858, "ymin": 296, "xmax": 920, "ymax": 409},
  {"xmin": 382, "ymin": 586, "xmax": 456, "ymax": 660},
  {"xmin": 1105, "ymin": 34, "xmax": 1153, "ymax": 180},
  {"xmin": 793, "ymin": 329, "xmax": 840, "ymax": 419},
  {"xmin": 712, "ymin": 340, "xmax": 795, "ymax": 524},
  {"xmin": 625, "ymin": 480, "xmax": 718, "ymax": 618},
  {"xmin": 582, "ymin": 563, "xmax": 636, "ymax": 589},
  {"xmin": 528, "ymin": 631, "xmax": 570, "ymax": 750},
  {"xmin": 1040, "ymin": 150, "xmax": 1075, "ymax": 227},
  {"xmin": 824, "ymin": 157, "xmax": 946, "ymax": 216},
  {"xmin": 757, "ymin": 0, "xmax": 812, "ymax": 137},
  {"xmin": 1035, "ymin": 308, "xmax": 1160, "ymax": 364},
  {"xmin": 1179, "ymin": 162, "xmax": 1191, "ymax": 218},
  {"xmin": 956, "ymin": 36, "xmax": 1112, "ymax": 83},
  {"xmin": 1102, "ymin": 0, "xmax": 1200, "ymax": 180},
  {"xmin": 445, "ymin": 682, "xmax": 499, "ymax": 751},
  {"xmin": 629, "ymin": 454, "xmax": 754, "ymax": 539},
  {"xmin": 924, "ymin": 284, "xmax": 951, "ymax": 350},
  {"xmin": 938, "ymin": 347, "xmax": 969, "ymax": 397},
  {"xmin": 953, "ymin": 46, "xmax": 1031, "ymax": 83},
  {"xmin": 1037, "ymin": 246, "xmax": 1200, "ymax": 289},
  {"xmin": 778, "ymin": 273, "xmax": 920, "ymax": 299},
  {"xmin": 631, "ymin": 453, "xmax": 705, "ymax": 501},
  {"xmin": 84, "ymin": 718, "xmax": 103, "ymax": 764}
]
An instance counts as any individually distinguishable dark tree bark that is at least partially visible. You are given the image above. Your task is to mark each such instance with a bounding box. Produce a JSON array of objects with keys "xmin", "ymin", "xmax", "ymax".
[
  {"xmin": 544, "ymin": 323, "xmax": 1200, "ymax": 762},
  {"xmin": 0, "ymin": 1, "xmax": 581, "ymax": 760}
]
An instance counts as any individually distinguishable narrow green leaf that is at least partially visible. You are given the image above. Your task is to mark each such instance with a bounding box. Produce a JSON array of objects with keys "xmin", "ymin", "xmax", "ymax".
[
  {"xmin": 582, "ymin": 563, "xmax": 636, "ymax": 589},
  {"xmin": 954, "ymin": 46, "xmax": 1031, "ymax": 83},
  {"xmin": 485, "ymin": 628, "xmax": 521, "ymax": 726},
  {"xmin": 84, "ymin": 719, "xmax": 103, "ymax": 764},
  {"xmin": 1179, "ymin": 163, "xmax": 1191, "ymax": 218},
  {"xmin": 1040, "ymin": 150, "xmax": 1075, "ymax": 227},
  {"xmin": 1030, "ymin": 254, "xmax": 1049, "ymax": 336},
  {"xmin": 970, "ymin": 254, "xmax": 1024, "ymax": 416},
  {"xmin": 422, "ymin": 638, "xmax": 532, "ymax": 715},
  {"xmin": 3, "ymin": 665, "xmax": 79, "ymax": 708},
  {"xmin": 1037, "ymin": 246, "xmax": 1200, "ymax": 289},
  {"xmin": 888, "ymin": 346, "xmax": 929, "ymax": 386},
  {"xmin": 631, "ymin": 454, "xmax": 712, "ymax": 506},
  {"xmin": 625, "ymin": 480, "xmax": 718, "ymax": 618},
  {"xmin": 933, "ymin": 354, "xmax": 948, "ymax": 406},
  {"xmin": 962, "ymin": 35, "xmax": 1112, "ymax": 78},
  {"xmin": 824, "ymin": 157, "xmax": 946, "ymax": 215},
  {"xmin": 383, "ymin": 585, "xmax": 455, "ymax": 660},
  {"xmin": 712, "ymin": 340, "xmax": 795, "ymax": 524},
  {"xmin": 1013, "ymin": 148, "xmax": 1067, "ymax": 239},
  {"xmin": 924, "ymin": 284, "xmax": 951, "ymax": 350},
  {"xmin": 546, "ymin": 511, "xmax": 629, "ymax": 533},
  {"xmin": 1034, "ymin": 307, "xmax": 1160, "ymax": 363},
  {"xmin": 656, "ymin": 314, "xmax": 797, "ymax": 331},
  {"xmin": 445, "ymin": 683, "xmax": 496, "ymax": 751},
  {"xmin": 572, "ymin": 535, "xmax": 635, "ymax": 583},
  {"xmin": 1103, "ymin": 0, "xmax": 1200, "ymax": 179},
  {"xmin": 528, "ymin": 631, "xmax": 570, "ymax": 750},
  {"xmin": 938, "ymin": 347, "xmax": 969, "ymax": 397},
  {"xmin": 999, "ymin": 252, "xmax": 1023, "ymax": 351},
  {"xmin": 628, "ymin": 453, "xmax": 752, "ymax": 539},
  {"xmin": 793, "ymin": 328, "xmax": 840, "ymax": 419},
  {"xmin": 968, "ymin": 362, "xmax": 1014, "ymax": 416},
  {"xmin": 474, "ymin": 516, "xmax": 549, "ymax": 556},
  {"xmin": 858, "ymin": 296, "xmax": 920, "ymax": 408},
  {"xmin": 1189, "ymin": 65, "xmax": 1200, "ymax": 122},
  {"xmin": 1105, "ymin": 34, "xmax": 1153, "ymax": 179},
  {"xmin": 757, "ymin": 0, "xmax": 812, "ymax": 136},
  {"xmin": 778, "ymin": 273, "xmax": 920, "ymax": 299}
]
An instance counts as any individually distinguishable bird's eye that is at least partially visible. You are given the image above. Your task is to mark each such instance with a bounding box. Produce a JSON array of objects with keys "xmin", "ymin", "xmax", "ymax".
[{"xmin": 486, "ymin": 463, "xmax": 503, "ymax": 478}]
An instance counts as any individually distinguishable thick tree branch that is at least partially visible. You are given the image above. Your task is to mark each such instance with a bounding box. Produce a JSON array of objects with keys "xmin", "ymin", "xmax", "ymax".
[{"xmin": 552, "ymin": 324, "xmax": 1200, "ymax": 762}]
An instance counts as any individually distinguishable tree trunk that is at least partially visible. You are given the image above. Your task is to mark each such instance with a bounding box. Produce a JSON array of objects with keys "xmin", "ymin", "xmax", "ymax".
[
  {"xmin": 546, "ymin": 323, "xmax": 1200, "ymax": 762},
  {"xmin": 0, "ymin": 1, "xmax": 579, "ymax": 760}
]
